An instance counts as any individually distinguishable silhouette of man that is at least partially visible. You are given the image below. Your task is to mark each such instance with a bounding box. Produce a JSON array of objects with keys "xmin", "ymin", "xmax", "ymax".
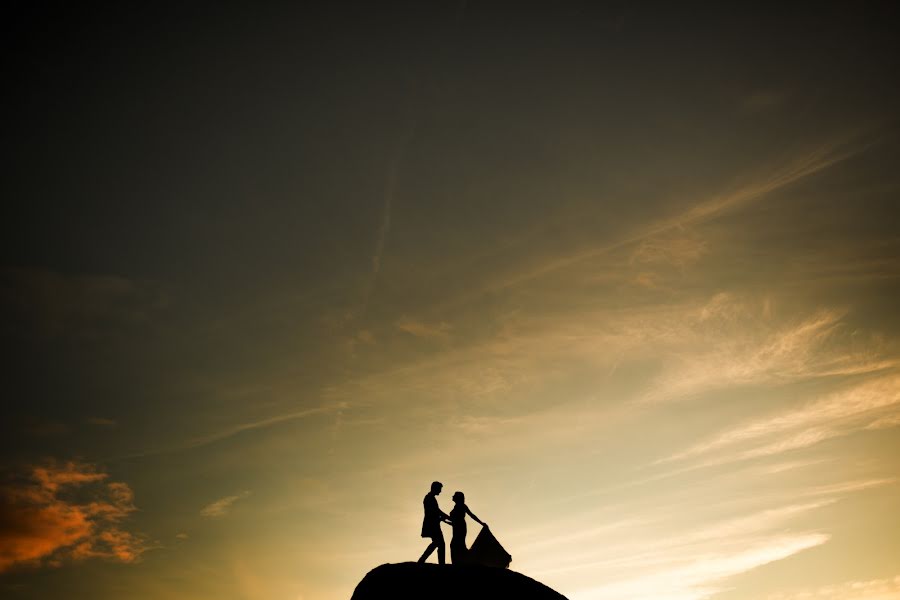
[{"xmin": 418, "ymin": 481, "xmax": 451, "ymax": 564}]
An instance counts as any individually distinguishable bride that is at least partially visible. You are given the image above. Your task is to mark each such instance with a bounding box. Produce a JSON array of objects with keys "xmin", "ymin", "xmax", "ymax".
[{"xmin": 449, "ymin": 491, "xmax": 487, "ymax": 565}]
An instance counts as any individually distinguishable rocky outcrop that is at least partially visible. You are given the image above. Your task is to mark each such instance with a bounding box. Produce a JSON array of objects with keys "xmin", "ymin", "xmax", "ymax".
[{"xmin": 350, "ymin": 562, "xmax": 568, "ymax": 600}]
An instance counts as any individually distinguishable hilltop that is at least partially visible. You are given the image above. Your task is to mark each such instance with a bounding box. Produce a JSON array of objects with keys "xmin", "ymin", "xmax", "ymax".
[{"xmin": 350, "ymin": 562, "xmax": 568, "ymax": 600}]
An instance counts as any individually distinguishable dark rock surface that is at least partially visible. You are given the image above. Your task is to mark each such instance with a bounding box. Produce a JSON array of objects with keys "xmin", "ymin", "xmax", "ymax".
[{"xmin": 350, "ymin": 562, "xmax": 569, "ymax": 600}]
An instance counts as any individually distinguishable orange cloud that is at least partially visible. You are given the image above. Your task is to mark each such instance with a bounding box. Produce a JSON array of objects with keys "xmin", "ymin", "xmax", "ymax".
[{"xmin": 0, "ymin": 461, "xmax": 148, "ymax": 573}]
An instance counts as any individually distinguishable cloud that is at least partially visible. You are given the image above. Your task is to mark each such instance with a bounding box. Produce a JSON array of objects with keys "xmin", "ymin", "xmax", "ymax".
[
  {"xmin": 0, "ymin": 267, "xmax": 168, "ymax": 338},
  {"xmin": 200, "ymin": 491, "xmax": 251, "ymax": 518},
  {"xmin": 318, "ymin": 293, "xmax": 894, "ymax": 452},
  {"xmin": 571, "ymin": 534, "xmax": 829, "ymax": 600},
  {"xmin": 630, "ymin": 235, "xmax": 708, "ymax": 269},
  {"xmin": 395, "ymin": 316, "xmax": 452, "ymax": 340},
  {"xmin": 26, "ymin": 422, "xmax": 70, "ymax": 436},
  {"xmin": 642, "ymin": 295, "xmax": 897, "ymax": 404},
  {"xmin": 184, "ymin": 406, "xmax": 342, "ymax": 451},
  {"xmin": 765, "ymin": 576, "xmax": 900, "ymax": 600},
  {"xmin": 740, "ymin": 90, "xmax": 787, "ymax": 113},
  {"xmin": 25, "ymin": 418, "xmax": 116, "ymax": 437},
  {"xmin": 355, "ymin": 330, "xmax": 376, "ymax": 345},
  {"xmin": 664, "ymin": 373, "xmax": 900, "ymax": 464},
  {"xmin": 123, "ymin": 404, "xmax": 343, "ymax": 459},
  {"xmin": 370, "ymin": 166, "xmax": 394, "ymax": 281},
  {"xmin": 0, "ymin": 461, "xmax": 148, "ymax": 573},
  {"xmin": 460, "ymin": 137, "xmax": 867, "ymax": 300},
  {"xmin": 527, "ymin": 499, "xmax": 834, "ymax": 600},
  {"xmin": 362, "ymin": 119, "xmax": 416, "ymax": 312},
  {"xmin": 867, "ymin": 412, "xmax": 900, "ymax": 430}
]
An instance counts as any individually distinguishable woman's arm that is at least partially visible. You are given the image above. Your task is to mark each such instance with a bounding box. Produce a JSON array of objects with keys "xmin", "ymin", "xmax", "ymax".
[{"xmin": 466, "ymin": 506, "xmax": 486, "ymax": 527}]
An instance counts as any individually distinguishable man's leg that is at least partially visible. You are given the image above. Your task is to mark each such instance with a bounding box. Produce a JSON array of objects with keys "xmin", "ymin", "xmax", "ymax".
[
  {"xmin": 418, "ymin": 540, "xmax": 437, "ymax": 563},
  {"xmin": 435, "ymin": 532, "xmax": 446, "ymax": 565},
  {"xmin": 417, "ymin": 533, "xmax": 445, "ymax": 564}
]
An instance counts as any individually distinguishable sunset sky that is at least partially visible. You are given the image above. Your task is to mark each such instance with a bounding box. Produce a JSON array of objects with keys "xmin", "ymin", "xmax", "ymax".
[{"xmin": 2, "ymin": 3, "xmax": 900, "ymax": 600}]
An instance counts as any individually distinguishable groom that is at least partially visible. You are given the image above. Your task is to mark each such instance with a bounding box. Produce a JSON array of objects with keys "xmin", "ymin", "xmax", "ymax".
[{"xmin": 418, "ymin": 481, "xmax": 451, "ymax": 564}]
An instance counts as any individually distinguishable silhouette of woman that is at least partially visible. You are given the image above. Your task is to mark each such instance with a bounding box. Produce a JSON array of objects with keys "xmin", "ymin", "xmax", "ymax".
[{"xmin": 449, "ymin": 491, "xmax": 487, "ymax": 565}]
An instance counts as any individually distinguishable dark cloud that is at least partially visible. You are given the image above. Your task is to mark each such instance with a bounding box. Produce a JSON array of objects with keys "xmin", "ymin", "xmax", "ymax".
[
  {"xmin": 25, "ymin": 423, "xmax": 70, "ymax": 438},
  {"xmin": 0, "ymin": 461, "xmax": 148, "ymax": 573},
  {"xmin": 0, "ymin": 268, "xmax": 168, "ymax": 339}
]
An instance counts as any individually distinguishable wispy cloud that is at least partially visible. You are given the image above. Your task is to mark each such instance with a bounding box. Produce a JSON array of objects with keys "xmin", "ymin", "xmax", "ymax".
[
  {"xmin": 465, "ymin": 137, "xmax": 868, "ymax": 299},
  {"xmin": 663, "ymin": 373, "xmax": 900, "ymax": 464},
  {"xmin": 26, "ymin": 422, "xmax": 70, "ymax": 436},
  {"xmin": 764, "ymin": 576, "xmax": 900, "ymax": 600},
  {"xmin": 367, "ymin": 163, "xmax": 394, "ymax": 295},
  {"xmin": 318, "ymin": 292, "xmax": 895, "ymax": 464},
  {"xmin": 395, "ymin": 316, "xmax": 452, "ymax": 340},
  {"xmin": 740, "ymin": 89, "xmax": 788, "ymax": 113},
  {"xmin": 184, "ymin": 406, "xmax": 340, "ymax": 451},
  {"xmin": 1, "ymin": 267, "xmax": 168, "ymax": 338},
  {"xmin": 641, "ymin": 296, "xmax": 897, "ymax": 404},
  {"xmin": 122, "ymin": 404, "xmax": 343, "ymax": 459},
  {"xmin": 362, "ymin": 119, "xmax": 417, "ymax": 312},
  {"xmin": 0, "ymin": 461, "xmax": 148, "ymax": 573},
  {"xmin": 200, "ymin": 491, "xmax": 251, "ymax": 518},
  {"xmin": 630, "ymin": 235, "xmax": 708, "ymax": 269},
  {"xmin": 526, "ymin": 499, "xmax": 835, "ymax": 600},
  {"xmin": 570, "ymin": 534, "xmax": 828, "ymax": 600}
]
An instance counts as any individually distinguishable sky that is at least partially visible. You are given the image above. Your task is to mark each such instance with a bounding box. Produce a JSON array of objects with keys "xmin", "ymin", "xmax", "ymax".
[{"xmin": 2, "ymin": 2, "xmax": 900, "ymax": 600}]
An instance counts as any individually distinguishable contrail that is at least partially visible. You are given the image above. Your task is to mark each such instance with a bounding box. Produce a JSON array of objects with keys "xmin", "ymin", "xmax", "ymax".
[
  {"xmin": 360, "ymin": 5, "xmax": 466, "ymax": 313},
  {"xmin": 371, "ymin": 158, "xmax": 398, "ymax": 279},
  {"xmin": 362, "ymin": 118, "xmax": 417, "ymax": 311},
  {"xmin": 110, "ymin": 403, "xmax": 346, "ymax": 461}
]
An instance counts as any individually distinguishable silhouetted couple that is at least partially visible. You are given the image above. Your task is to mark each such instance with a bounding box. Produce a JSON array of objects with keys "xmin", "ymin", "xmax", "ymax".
[{"xmin": 418, "ymin": 481, "xmax": 487, "ymax": 565}]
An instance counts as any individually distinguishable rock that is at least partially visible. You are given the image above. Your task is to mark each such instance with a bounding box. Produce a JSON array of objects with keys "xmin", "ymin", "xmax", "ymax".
[{"xmin": 350, "ymin": 562, "xmax": 569, "ymax": 600}]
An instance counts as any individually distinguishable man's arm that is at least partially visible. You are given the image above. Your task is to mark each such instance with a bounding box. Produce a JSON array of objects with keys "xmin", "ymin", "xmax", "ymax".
[{"xmin": 426, "ymin": 495, "xmax": 450, "ymax": 521}]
